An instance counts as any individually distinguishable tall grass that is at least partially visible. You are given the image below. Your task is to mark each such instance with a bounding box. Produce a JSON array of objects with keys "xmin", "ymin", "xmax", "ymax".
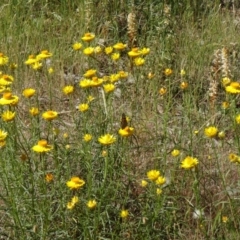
[{"xmin": 1, "ymin": 0, "xmax": 240, "ymax": 239}]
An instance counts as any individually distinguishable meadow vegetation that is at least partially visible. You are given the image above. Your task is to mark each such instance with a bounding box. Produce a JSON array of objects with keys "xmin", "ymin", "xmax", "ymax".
[{"xmin": 1, "ymin": 0, "xmax": 240, "ymax": 239}]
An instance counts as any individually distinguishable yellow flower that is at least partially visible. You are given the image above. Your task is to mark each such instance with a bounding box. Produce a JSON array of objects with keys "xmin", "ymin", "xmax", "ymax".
[
  {"xmin": 148, "ymin": 72, "xmax": 155, "ymax": 79},
  {"xmin": 87, "ymin": 95, "xmax": 95, "ymax": 103},
  {"xmin": 103, "ymin": 83, "xmax": 115, "ymax": 93},
  {"xmin": 180, "ymin": 81, "xmax": 188, "ymax": 90},
  {"xmin": 78, "ymin": 103, "xmax": 89, "ymax": 112},
  {"xmin": 113, "ymin": 42, "xmax": 127, "ymax": 50},
  {"xmin": 204, "ymin": 126, "xmax": 218, "ymax": 138},
  {"xmin": 155, "ymin": 176, "xmax": 166, "ymax": 185},
  {"xmin": 83, "ymin": 69, "xmax": 97, "ymax": 78},
  {"xmin": 0, "ymin": 140, "xmax": 6, "ymax": 149},
  {"xmin": 65, "ymin": 144, "xmax": 71, "ymax": 149},
  {"xmin": 37, "ymin": 50, "xmax": 52, "ymax": 60},
  {"xmin": 94, "ymin": 46, "xmax": 102, "ymax": 54},
  {"xmin": 2, "ymin": 110, "xmax": 15, "ymax": 122},
  {"xmin": 0, "ymin": 92, "xmax": 19, "ymax": 105},
  {"xmin": 118, "ymin": 71, "xmax": 128, "ymax": 79},
  {"xmin": 164, "ymin": 68, "xmax": 173, "ymax": 76},
  {"xmin": 134, "ymin": 57, "xmax": 145, "ymax": 66},
  {"xmin": 83, "ymin": 134, "xmax": 92, "ymax": 142},
  {"xmin": 48, "ymin": 67, "xmax": 54, "ymax": 74},
  {"xmin": 228, "ymin": 153, "xmax": 239, "ymax": 163},
  {"xmin": 0, "ymin": 130, "xmax": 7, "ymax": 141},
  {"xmin": 222, "ymin": 216, "xmax": 228, "ymax": 223},
  {"xmin": 66, "ymin": 176, "xmax": 85, "ymax": 190},
  {"xmin": 222, "ymin": 101, "xmax": 229, "ymax": 109},
  {"xmin": 81, "ymin": 32, "xmax": 95, "ymax": 42},
  {"xmin": 236, "ymin": 114, "xmax": 240, "ymax": 124},
  {"xmin": 63, "ymin": 133, "xmax": 68, "ymax": 139},
  {"xmin": 226, "ymin": 82, "xmax": 240, "ymax": 94},
  {"xmin": 89, "ymin": 77, "xmax": 103, "ymax": 87},
  {"xmin": 140, "ymin": 47, "xmax": 150, "ymax": 55},
  {"xmin": 67, "ymin": 196, "xmax": 79, "ymax": 210},
  {"xmin": 0, "ymin": 86, "xmax": 9, "ymax": 93},
  {"xmin": 105, "ymin": 46, "xmax": 113, "ymax": 55},
  {"xmin": 181, "ymin": 156, "xmax": 199, "ymax": 170},
  {"xmin": 0, "ymin": 74, "xmax": 14, "ymax": 86},
  {"xmin": 120, "ymin": 209, "xmax": 129, "ymax": 218},
  {"xmin": 22, "ymin": 88, "xmax": 36, "ymax": 98},
  {"xmin": 98, "ymin": 134, "xmax": 116, "ymax": 145},
  {"xmin": 156, "ymin": 188, "xmax": 163, "ymax": 195},
  {"xmin": 83, "ymin": 47, "xmax": 94, "ymax": 55},
  {"xmin": 25, "ymin": 55, "xmax": 37, "ymax": 65},
  {"xmin": 45, "ymin": 173, "xmax": 54, "ymax": 182},
  {"xmin": 31, "ymin": 61, "xmax": 42, "ymax": 70},
  {"xmin": 72, "ymin": 42, "xmax": 82, "ymax": 50},
  {"xmin": 109, "ymin": 74, "xmax": 120, "ymax": 83},
  {"xmin": 87, "ymin": 200, "xmax": 97, "ymax": 209},
  {"xmin": 218, "ymin": 131, "xmax": 225, "ymax": 139},
  {"xmin": 62, "ymin": 85, "xmax": 74, "ymax": 95},
  {"xmin": 102, "ymin": 150, "xmax": 107, "ymax": 157},
  {"xmin": 42, "ymin": 110, "xmax": 58, "ymax": 120},
  {"xmin": 71, "ymin": 196, "xmax": 79, "ymax": 205},
  {"xmin": 147, "ymin": 170, "xmax": 160, "ymax": 181},
  {"xmin": 10, "ymin": 63, "xmax": 17, "ymax": 69},
  {"xmin": 0, "ymin": 53, "xmax": 9, "ymax": 65},
  {"xmin": 118, "ymin": 126, "xmax": 134, "ymax": 137},
  {"xmin": 222, "ymin": 77, "xmax": 231, "ymax": 86},
  {"xmin": 140, "ymin": 180, "xmax": 148, "ymax": 187},
  {"xmin": 111, "ymin": 53, "xmax": 120, "ymax": 61},
  {"xmin": 128, "ymin": 48, "xmax": 142, "ymax": 58},
  {"xmin": 66, "ymin": 201, "xmax": 74, "ymax": 210},
  {"xmin": 171, "ymin": 149, "xmax": 180, "ymax": 157},
  {"xmin": 32, "ymin": 140, "xmax": 53, "ymax": 153},
  {"xmin": 159, "ymin": 87, "xmax": 167, "ymax": 95},
  {"xmin": 29, "ymin": 107, "xmax": 39, "ymax": 116},
  {"xmin": 180, "ymin": 69, "xmax": 186, "ymax": 76},
  {"xmin": 79, "ymin": 79, "xmax": 92, "ymax": 88}
]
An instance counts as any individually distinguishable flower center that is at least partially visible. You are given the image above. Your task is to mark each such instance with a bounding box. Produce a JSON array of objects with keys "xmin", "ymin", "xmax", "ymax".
[
  {"xmin": 38, "ymin": 140, "xmax": 48, "ymax": 147},
  {"xmin": 3, "ymin": 92, "xmax": 12, "ymax": 99}
]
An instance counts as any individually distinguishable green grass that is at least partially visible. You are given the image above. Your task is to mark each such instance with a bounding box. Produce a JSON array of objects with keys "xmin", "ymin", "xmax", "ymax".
[{"xmin": 1, "ymin": 1, "xmax": 240, "ymax": 239}]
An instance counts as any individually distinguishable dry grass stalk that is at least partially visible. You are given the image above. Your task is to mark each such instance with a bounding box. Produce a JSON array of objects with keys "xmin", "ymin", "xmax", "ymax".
[
  {"xmin": 209, "ymin": 49, "xmax": 221, "ymax": 110},
  {"xmin": 127, "ymin": 10, "xmax": 137, "ymax": 48},
  {"xmin": 84, "ymin": 0, "xmax": 92, "ymax": 31}
]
